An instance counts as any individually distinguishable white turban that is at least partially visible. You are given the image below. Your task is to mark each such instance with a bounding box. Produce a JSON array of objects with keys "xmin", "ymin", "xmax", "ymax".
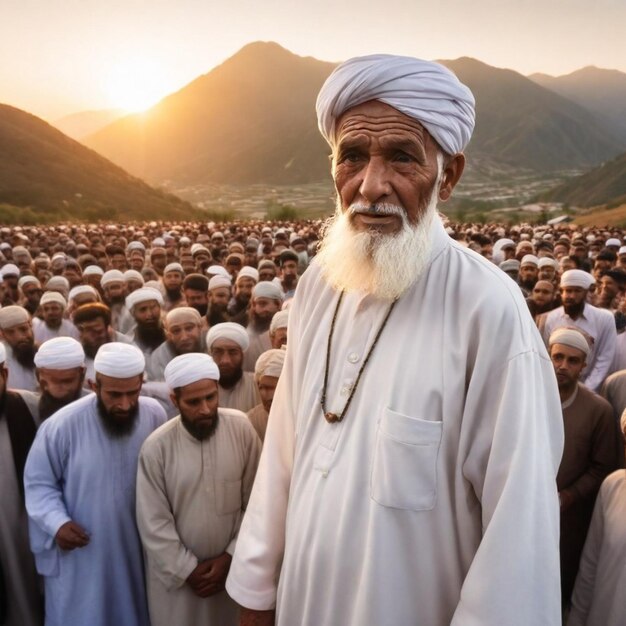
[
  {"xmin": 45, "ymin": 276, "xmax": 70, "ymax": 292},
  {"xmin": 560, "ymin": 269, "xmax": 595, "ymax": 290},
  {"xmin": 40, "ymin": 291, "xmax": 67, "ymax": 309},
  {"xmin": 101, "ymin": 270, "xmax": 125, "ymax": 286},
  {"xmin": 83, "ymin": 265, "xmax": 104, "ymax": 276},
  {"xmin": 124, "ymin": 270, "xmax": 144, "ymax": 284},
  {"xmin": 164, "ymin": 263, "xmax": 184, "ymax": 275},
  {"xmin": 0, "ymin": 343, "xmax": 5, "ymax": 363},
  {"xmin": 94, "ymin": 343, "xmax": 145, "ymax": 378},
  {"xmin": 538, "ymin": 257, "xmax": 559, "ymax": 269},
  {"xmin": 237, "ymin": 266, "xmax": 259, "ymax": 283},
  {"xmin": 520, "ymin": 254, "xmax": 539, "ymax": 268},
  {"xmin": 606, "ymin": 238, "xmax": 621, "ymax": 247},
  {"xmin": 125, "ymin": 287, "xmax": 164, "ymax": 312},
  {"xmin": 207, "ymin": 265, "xmax": 231, "ymax": 279},
  {"xmin": 18, "ymin": 276, "xmax": 40, "ymax": 289},
  {"xmin": 254, "ymin": 348, "xmax": 286, "ymax": 381},
  {"xmin": 270, "ymin": 309, "xmax": 289, "ymax": 333},
  {"xmin": 209, "ymin": 275, "xmax": 232, "ymax": 292},
  {"xmin": 1, "ymin": 264, "xmax": 19, "ymax": 277},
  {"xmin": 549, "ymin": 327, "xmax": 590, "ymax": 357},
  {"xmin": 252, "ymin": 281, "xmax": 283, "ymax": 301},
  {"xmin": 68, "ymin": 285, "xmax": 97, "ymax": 302},
  {"xmin": 0, "ymin": 306, "xmax": 30, "ymax": 329},
  {"xmin": 164, "ymin": 353, "xmax": 220, "ymax": 389},
  {"xmin": 35, "ymin": 337, "xmax": 85, "ymax": 369},
  {"xmin": 316, "ymin": 54, "xmax": 475, "ymax": 155},
  {"xmin": 206, "ymin": 322, "xmax": 250, "ymax": 352},
  {"xmin": 127, "ymin": 241, "xmax": 146, "ymax": 252},
  {"xmin": 165, "ymin": 307, "xmax": 201, "ymax": 327}
]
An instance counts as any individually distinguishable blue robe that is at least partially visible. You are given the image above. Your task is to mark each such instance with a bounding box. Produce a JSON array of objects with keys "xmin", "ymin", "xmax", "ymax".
[{"xmin": 24, "ymin": 393, "xmax": 167, "ymax": 626}]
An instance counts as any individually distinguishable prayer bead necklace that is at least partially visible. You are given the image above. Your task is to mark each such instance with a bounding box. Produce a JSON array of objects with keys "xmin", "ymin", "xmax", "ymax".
[{"xmin": 321, "ymin": 291, "xmax": 398, "ymax": 424}]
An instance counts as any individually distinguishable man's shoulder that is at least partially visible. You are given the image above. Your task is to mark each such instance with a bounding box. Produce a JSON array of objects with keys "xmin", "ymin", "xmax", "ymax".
[
  {"xmin": 38, "ymin": 394, "xmax": 96, "ymax": 434},
  {"xmin": 219, "ymin": 407, "xmax": 258, "ymax": 437},
  {"xmin": 138, "ymin": 395, "xmax": 168, "ymax": 420},
  {"xmin": 141, "ymin": 416, "xmax": 180, "ymax": 454},
  {"xmin": 575, "ymin": 384, "xmax": 614, "ymax": 417}
]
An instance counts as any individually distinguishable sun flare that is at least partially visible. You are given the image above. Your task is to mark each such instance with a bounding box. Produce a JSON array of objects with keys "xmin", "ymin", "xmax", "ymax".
[{"xmin": 104, "ymin": 57, "xmax": 166, "ymax": 113}]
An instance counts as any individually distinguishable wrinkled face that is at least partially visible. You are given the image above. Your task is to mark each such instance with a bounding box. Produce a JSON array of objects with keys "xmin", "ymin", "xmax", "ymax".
[
  {"xmin": 173, "ymin": 378, "xmax": 219, "ymax": 440},
  {"xmin": 166, "ymin": 319, "xmax": 201, "ymax": 354},
  {"xmin": 252, "ymin": 296, "xmax": 280, "ymax": 321},
  {"xmin": 270, "ymin": 326, "xmax": 287, "ymax": 349},
  {"xmin": 163, "ymin": 271, "xmax": 183, "ymax": 291},
  {"xmin": 209, "ymin": 287, "xmax": 230, "ymax": 307},
  {"xmin": 42, "ymin": 302, "xmax": 64, "ymax": 326},
  {"xmin": 550, "ymin": 343, "xmax": 586, "ymax": 390},
  {"xmin": 37, "ymin": 367, "xmax": 84, "ymax": 402},
  {"xmin": 210, "ymin": 338, "xmax": 243, "ymax": 379},
  {"xmin": 333, "ymin": 100, "xmax": 449, "ymax": 234},
  {"xmin": 531, "ymin": 282, "xmax": 555, "ymax": 307},
  {"xmin": 257, "ymin": 374, "xmax": 279, "ymax": 412},
  {"xmin": 1, "ymin": 321, "xmax": 34, "ymax": 350},
  {"xmin": 133, "ymin": 300, "xmax": 161, "ymax": 326},
  {"xmin": 554, "ymin": 244, "xmax": 569, "ymax": 259}
]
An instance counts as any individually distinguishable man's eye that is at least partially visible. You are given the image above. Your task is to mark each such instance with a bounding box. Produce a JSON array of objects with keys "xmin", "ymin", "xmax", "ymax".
[
  {"xmin": 339, "ymin": 151, "xmax": 362, "ymax": 164},
  {"xmin": 394, "ymin": 152, "xmax": 414, "ymax": 163}
]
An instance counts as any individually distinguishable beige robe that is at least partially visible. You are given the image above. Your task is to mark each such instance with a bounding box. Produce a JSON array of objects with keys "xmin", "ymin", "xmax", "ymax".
[
  {"xmin": 218, "ymin": 372, "xmax": 259, "ymax": 414},
  {"xmin": 136, "ymin": 409, "xmax": 262, "ymax": 626},
  {"xmin": 243, "ymin": 329, "xmax": 271, "ymax": 372},
  {"xmin": 247, "ymin": 404, "xmax": 269, "ymax": 442}
]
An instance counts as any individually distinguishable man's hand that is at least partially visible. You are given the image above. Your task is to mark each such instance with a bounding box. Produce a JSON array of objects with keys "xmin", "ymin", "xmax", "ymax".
[
  {"xmin": 240, "ymin": 608, "xmax": 276, "ymax": 626},
  {"xmin": 55, "ymin": 521, "xmax": 90, "ymax": 550},
  {"xmin": 186, "ymin": 553, "xmax": 232, "ymax": 598}
]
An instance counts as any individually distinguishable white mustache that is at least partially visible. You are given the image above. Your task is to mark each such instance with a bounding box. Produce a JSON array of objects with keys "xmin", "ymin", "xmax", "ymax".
[{"xmin": 349, "ymin": 203, "xmax": 405, "ymax": 217}]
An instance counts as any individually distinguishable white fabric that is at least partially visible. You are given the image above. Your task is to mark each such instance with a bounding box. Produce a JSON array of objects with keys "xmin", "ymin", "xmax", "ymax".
[
  {"xmin": 94, "ymin": 342, "xmax": 145, "ymax": 378},
  {"xmin": 538, "ymin": 257, "xmax": 559, "ymax": 269},
  {"xmin": 254, "ymin": 349, "xmax": 285, "ymax": 380},
  {"xmin": 618, "ymin": 246, "xmax": 626, "ymax": 256},
  {"xmin": 164, "ymin": 263, "xmax": 184, "ymax": 275},
  {"xmin": 124, "ymin": 270, "xmax": 144, "ymax": 284},
  {"xmin": 1, "ymin": 264, "xmax": 19, "ymax": 277},
  {"xmin": 165, "ymin": 307, "xmax": 201, "ymax": 326},
  {"xmin": 68, "ymin": 285, "xmax": 97, "ymax": 302},
  {"xmin": 125, "ymin": 287, "xmax": 164, "ymax": 312},
  {"xmin": 34, "ymin": 337, "xmax": 85, "ymax": 369},
  {"xmin": 83, "ymin": 265, "xmax": 104, "ymax": 276},
  {"xmin": 548, "ymin": 328, "xmax": 590, "ymax": 357},
  {"xmin": 164, "ymin": 353, "xmax": 219, "ymax": 389},
  {"xmin": 252, "ymin": 282, "xmax": 283, "ymax": 301},
  {"xmin": 209, "ymin": 275, "xmax": 232, "ymax": 291},
  {"xmin": 45, "ymin": 276, "xmax": 69, "ymax": 292},
  {"xmin": 207, "ymin": 265, "xmax": 230, "ymax": 279},
  {"xmin": 32, "ymin": 318, "xmax": 79, "ymax": 344},
  {"xmin": 316, "ymin": 54, "xmax": 475, "ymax": 155},
  {"xmin": 0, "ymin": 306, "xmax": 30, "ymax": 329},
  {"xmin": 606, "ymin": 238, "xmax": 621, "ymax": 247},
  {"xmin": 101, "ymin": 269, "xmax": 125, "ymax": 286},
  {"xmin": 218, "ymin": 372, "xmax": 259, "ymax": 414},
  {"xmin": 226, "ymin": 217, "xmax": 564, "ymax": 626},
  {"xmin": 561, "ymin": 269, "xmax": 595, "ymax": 289},
  {"xmin": 521, "ymin": 254, "xmax": 539, "ymax": 267},
  {"xmin": 207, "ymin": 323, "xmax": 250, "ymax": 352},
  {"xmin": 40, "ymin": 291, "xmax": 67, "ymax": 308},
  {"xmin": 270, "ymin": 310, "xmax": 289, "ymax": 334},
  {"xmin": 0, "ymin": 342, "xmax": 5, "ymax": 362},
  {"xmin": 237, "ymin": 267, "xmax": 259, "ymax": 283},
  {"xmin": 18, "ymin": 276, "xmax": 40, "ymax": 288},
  {"xmin": 3, "ymin": 344, "xmax": 38, "ymax": 392}
]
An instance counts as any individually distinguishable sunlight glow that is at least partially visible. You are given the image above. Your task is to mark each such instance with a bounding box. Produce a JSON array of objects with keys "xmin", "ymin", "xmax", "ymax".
[{"xmin": 103, "ymin": 57, "xmax": 167, "ymax": 113}]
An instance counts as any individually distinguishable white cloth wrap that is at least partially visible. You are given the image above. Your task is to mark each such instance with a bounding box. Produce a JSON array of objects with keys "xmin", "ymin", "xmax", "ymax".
[
  {"xmin": 0, "ymin": 342, "xmax": 6, "ymax": 363},
  {"xmin": 124, "ymin": 270, "xmax": 144, "ymax": 284},
  {"xmin": 34, "ymin": 337, "xmax": 85, "ymax": 369},
  {"xmin": 1, "ymin": 264, "xmax": 19, "ymax": 277},
  {"xmin": 83, "ymin": 265, "xmax": 104, "ymax": 276},
  {"xmin": 209, "ymin": 275, "xmax": 232, "ymax": 292},
  {"xmin": 237, "ymin": 267, "xmax": 259, "ymax": 283},
  {"xmin": 165, "ymin": 307, "xmax": 201, "ymax": 327},
  {"xmin": 548, "ymin": 327, "xmax": 590, "ymax": 357},
  {"xmin": 0, "ymin": 305, "xmax": 30, "ymax": 329},
  {"xmin": 40, "ymin": 291, "xmax": 67, "ymax": 308},
  {"xmin": 68, "ymin": 285, "xmax": 97, "ymax": 301},
  {"xmin": 18, "ymin": 276, "xmax": 40, "ymax": 288},
  {"xmin": 254, "ymin": 348, "xmax": 286, "ymax": 380},
  {"xmin": 520, "ymin": 254, "xmax": 539, "ymax": 267},
  {"xmin": 253, "ymin": 282, "xmax": 283, "ymax": 301},
  {"xmin": 206, "ymin": 322, "xmax": 250, "ymax": 352},
  {"xmin": 164, "ymin": 353, "xmax": 220, "ymax": 389},
  {"xmin": 125, "ymin": 287, "xmax": 164, "ymax": 312},
  {"xmin": 538, "ymin": 258, "xmax": 558, "ymax": 269},
  {"xmin": 269, "ymin": 309, "xmax": 289, "ymax": 333},
  {"xmin": 164, "ymin": 263, "xmax": 184, "ymax": 275},
  {"xmin": 207, "ymin": 265, "xmax": 231, "ymax": 279},
  {"xmin": 316, "ymin": 54, "xmax": 475, "ymax": 155},
  {"xmin": 101, "ymin": 269, "xmax": 125, "ymax": 286},
  {"xmin": 560, "ymin": 269, "xmax": 595, "ymax": 289},
  {"xmin": 94, "ymin": 343, "xmax": 145, "ymax": 378}
]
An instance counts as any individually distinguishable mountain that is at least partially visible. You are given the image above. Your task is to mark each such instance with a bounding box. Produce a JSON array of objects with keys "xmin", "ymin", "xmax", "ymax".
[
  {"xmin": 529, "ymin": 66, "xmax": 626, "ymax": 143},
  {"xmin": 539, "ymin": 150, "xmax": 626, "ymax": 207},
  {"xmin": 84, "ymin": 43, "xmax": 626, "ymax": 187},
  {"xmin": 0, "ymin": 103, "xmax": 201, "ymax": 222},
  {"xmin": 53, "ymin": 108, "xmax": 126, "ymax": 140}
]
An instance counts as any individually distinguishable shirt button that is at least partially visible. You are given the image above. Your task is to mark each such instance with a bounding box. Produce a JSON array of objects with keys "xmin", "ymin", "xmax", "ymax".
[
  {"xmin": 348, "ymin": 353, "xmax": 359, "ymax": 363},
  {"xmin": 321, "ymin": 470, "xmax": 329, "ymax": 478}
]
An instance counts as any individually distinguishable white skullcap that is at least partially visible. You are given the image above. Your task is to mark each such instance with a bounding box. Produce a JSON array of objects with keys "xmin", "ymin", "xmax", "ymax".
[
  {"xmin": 270, "ymin": 309, "xmax": 289, "ymax": 333},
  {"xmin": 123, "ymin": 270, "xmax": 144, "ymax": 284},
  {"xmin": 0, "ymin": 306, "xmax": 30, "ymax": 329},
  {"xmin": 40, "ymin": 291, "xmax": 67, "ymax": 308},
  {"xmin": 606, "ymin": 238, "xmax": 621, "ymax": 247},
  {"xmin": 164, "ymin": 262, "xmax": 184, "ymax": 275},
  {"xmin": 206, "ymin": 322, "xmax": 250, "ymax": 352},
  {"xmin": 125, "ymin": 287, "xmax": 164, "ymax": 312},
  {"xmin": 549, "ymin": 327, "xmax": 590, "ymax": 357},
  {"xmin": 46, "ymin": 276, "xmax": 70, "ymax": 291},
  {"xmin": 166, "ymin": 307, "xmax": 201, "ymax": 326},
  {"xmin": 619, "ymin": 246, "xmax": 626, "ymax": 256},
  {"xmin": 560, "ymin": 269, "xmax": 595, "ymax": 290},
  {"xmin": 237, "ymin": 266, "xmax": 259, "ymax": 283},
  {"xmin": 209, "ymin": 275, "xmax": 231, "ymax": 292},
  {"xmin": 520, "ymin": 254, "xmax": 539, "ymax": 267},
  {"xmin": 101, "ymin": 269, "xmax": 125, "ymax": 286},
  {"xmin": 191, "ymin": 244, "xmax": 210, "ymax": 256},
  {"xmin": 127, "ymin": 241, "xmax": 146, "ymax": 252},
  {"xmin": 94, "ymin": 343, "xmax": 145, "ymax": 378},
  {"xmin": 207, "ymin": 265, "xmax": 230, "ymax": 278},
  {"xmin": 18, "ymin": 276, "xmax": 40, "ymax": 289},
  {"xmin": 252, "ymin": 281, "xmax": 283, "ymax": 301},
  {"xmin": 179, "ymin": 236, "xmax": 191, "ymax": 245},
  {"xmin": 316, "ymin": 54, "xmax": 475, "ymax": 155},
  {"xmin": 34, "ymin": 337, "xmax": 85, "ymax": 369},
  {"xmin": 68, "ymin": 285, "xmax": 97, "ymax": 301},
  {"xmin": 164, "ymin": 353, "xmax": 219, "ymax": 389},
  {"xmin": 0, "ymin": 342, "xmax": 5, "ymax": 363},
  {"xmin": 499, "ymin": 259, "xmax": 520, "ymax": 272},
  {"xmin": 538, "ymin": 257, "xmax": 559, "ymax": 269},
  {"xmin": 254, "ymin": 348, "xmax": 286, "ymax": 381},
  {"xmin": 152, "ymin": 237, "xmax": 166, "ymax": 247},
  {"xmin": 1, "ymin": 264, "xmax": 19, "ymax": 277},
  {"xmin": 83, "ymin": 265, "xmax": 104, "ymax": 276}
]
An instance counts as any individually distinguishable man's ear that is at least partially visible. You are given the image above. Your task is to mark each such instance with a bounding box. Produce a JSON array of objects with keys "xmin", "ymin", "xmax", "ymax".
[
  {"xmin": 439, "ymin": 153, "xmax": 466, "ymax": 202},
  {"xmin": 170, "ymin": 392, "xmax": 180, "ymax": 410}
]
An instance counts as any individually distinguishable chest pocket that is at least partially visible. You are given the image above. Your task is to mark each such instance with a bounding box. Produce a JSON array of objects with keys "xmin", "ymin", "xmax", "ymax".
[
  {"xmin": 370, "ymin": 407, "xmax": 443, "ymax": 511},
  {"xmin": 215, "ymin": 478, "xmax": 242, "ymax": 516}
]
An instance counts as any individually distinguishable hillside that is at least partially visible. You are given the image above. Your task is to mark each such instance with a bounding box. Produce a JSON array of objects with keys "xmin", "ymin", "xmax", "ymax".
[
  {"xmin": 0, "ymin": 103, "xmax": 201, "ymax": 222},
  {"xmin": 53, "ymin": 108, "xmax": 126, "ymax": 140},
  {"xmin": 83, "ymin": 43, "xmax": 626, "ymax": 188}
]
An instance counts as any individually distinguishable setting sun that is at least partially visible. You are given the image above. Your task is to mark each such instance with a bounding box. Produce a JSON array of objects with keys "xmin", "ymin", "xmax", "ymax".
[{"xmin": 103, "ymin": 57, "xmax": 166, "ymax": 113}]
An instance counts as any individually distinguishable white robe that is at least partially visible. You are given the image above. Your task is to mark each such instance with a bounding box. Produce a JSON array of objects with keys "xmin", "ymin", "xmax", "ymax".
[
  {"xmin": 243, "ymin": 328, "xmax": 271, "ymax": 372},
  {"xmin": 568, "ymin": 470, "xmax": 626, "ymax": 626},
  {"xmin": 136, "ymin": 409, "xmax": 262, "ymax": 626},
  {"xmin": 226, "ymin": 217, "xmax": 564, "ymax": 626},
  {"xmin": 32, "ymin": 318, "xmax": 79, "ymax": 344},
  {"xmin": 219, "ymin": 372, "xmax": 260, "ymax": 414},
  {"xmin": 2, "ymin": 342, "xmax": 38, "ymax": 392}
]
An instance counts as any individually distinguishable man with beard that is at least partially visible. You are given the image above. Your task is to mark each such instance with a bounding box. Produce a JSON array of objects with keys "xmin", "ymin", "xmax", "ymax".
[
  {"xmin": 543, "ymin": 270, "xmax": 616, "ymax": 392},
  {"xmin": 257, "ymin": 259, "xmax": 278, "ymax": 283},
  {"xmin": 136, "ymin": 353, "xmax": 261, "ymax": 626},
  {"xmin": 0, "ymin": 264, "xmax": 20, "ymax": 305},
  {"xmin": 548, "ymin": 328, "xmax": 620, "ymax": 605},
  {"xmin": 207, "ymin": 323, "xmax": 259, "ymax": 413},
  {"xmin": 226, "ymin": 55, "xmax": 563, "ymax": 626},
  {"xmin": 518, "ymin": 254, "xmax": 539, "ymax": 295},
  {"xmin": 527, "ymin": 280, "xmax": 557, "ymax": 319},
  {"xmin": 124, "ymin": 269, "xmax": 145, "ymax": 294},
  {"xmin": 33, "ymin": 291, "xmax": 80, "ymax": 343},
  {"xmin": 162, "ymin": 263, "xmax": 185, "ymax": 311},
  {"xmin": 0, "ymin": 342, "xmax": 43, "ymax": 626},
  {"xmin": 242, "ymin": 282, "xmax": 283, "ymax": 372},
  {"xmin": 125, "ymin": 287, "xmax": 166, "ymax": 357},
  {"xmin": 269, "ymin": 309, "xmax": 289, "ymax": 349},
  {"xmin": 277, "ymin": 250, "xmax": 299, "ymax": 299},
  {"xmin": 228, "ymin": 267, "xmax": 258, "ymax": 324},
  {"xmin": 18, "ymin": 276, "xmax": 43, "ymax": 315},
  {"xmin": 148, "ymin": 307, "xmax": 204, "ymax": 382},
  {"xmin": 207, "ymin": 275, "xmax": 233, "ymax": 326},
  {"xmin": 183, "ymin": 273, "xmax": 210, "ymax": 318},
  {"xmin": 24, "ymin": 343, "xmax": 166, "ymax": 626},
  {"xmin": 101, "ymin": 269, "xmax": 134, "ymax": 334},
  {"xmin": 0, "ymin": 306, "xmax": 38, "ymax": 391},
  {"xmin": 538, "ymin": 257, "xmax": 560, "ymax": 284}
]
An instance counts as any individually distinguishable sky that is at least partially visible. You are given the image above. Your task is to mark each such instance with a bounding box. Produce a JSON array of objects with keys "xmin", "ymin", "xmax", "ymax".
[{"xmin": 1, "ymin": 0, "xmax": 625, "ymax": 121}]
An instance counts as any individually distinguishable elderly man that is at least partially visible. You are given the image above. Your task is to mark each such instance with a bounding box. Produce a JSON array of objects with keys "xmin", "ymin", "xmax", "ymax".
[
  {"xmin": 24, "ymin": 343, "xmax": 167, "ymax": 626},
  {"xmin": 548, "ymin": 328, "xmax": 621, "ymax": 604},
  {"xmin": 148, "ymin": 307, "xmax": 204, "ymax": 381},
  {"xmin": 0, "ymin": 343, "xmax": 42, "ymax": 626},
  {"xmin": 269, "ymin": 310, "xmax": 288, "ymax": 349},
  {"xmin": 125, "ymin": 287, "xmax": 166, "ymax": 356},
  {"xmin": 136, "ymin": 353, "xmax": 261, "ymax": 626},
  {"xmin": 207, "ymin": 323, "xmax": 259, "ymax": 413},
  {"xmin": 243, "ymin": 282, "xmax": 283, "ymax": 372},
  {"xmin": 226, "ymin": 55, "xmax": 563, "ymax": 626},
  {"xmin": 247, "ymin": 349, "xmax": 285, "ymax": 442},
  {"xmin": 0, "ymin": 306, "xmax": 38, "ymax": 391},
  {"xmin": 542, "ymin": 269, "xmax": 616, "ymax": 392},
  {"xmin": 33, "ymin": 291, "xmax": 79, "ymax": 343}
]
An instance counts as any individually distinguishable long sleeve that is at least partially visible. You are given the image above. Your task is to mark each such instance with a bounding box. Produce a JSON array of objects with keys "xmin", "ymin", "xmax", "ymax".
[
  {"xmin": 135, "ymin": 445, "xmax": 199, "ymax": 591},
  {"xmin": 584, "ymin": 314, "xmax": 616, "ymax": 392}
]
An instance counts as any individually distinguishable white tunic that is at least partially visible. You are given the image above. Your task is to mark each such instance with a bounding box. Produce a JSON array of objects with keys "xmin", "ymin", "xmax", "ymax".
[
  {"xmin": 2, "ymin": 342, "xmax": 38, "ymax": 392},
  {"xmin": 226, "ymin": 217, "xmax": 564, "ymax": 626},
  {"xmin": 136, "ymin": 410, "xmax": 262, "ymax": 626},
  {"xmin": 219, "ymin": 372, "xmax": 260, "ymax": 414},
  {"xmin": 32, "ymin": 318, "xmax": 79, "ymax": 344},
  {"xmin": 568, "ymin": 470, "xmax": 626, "ymax": 626}
]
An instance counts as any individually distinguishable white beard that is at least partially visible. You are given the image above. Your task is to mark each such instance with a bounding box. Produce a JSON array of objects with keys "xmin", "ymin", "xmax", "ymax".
[{"xmin": 316, "ymin": 191, "xmax": 439, "ymax": 301}]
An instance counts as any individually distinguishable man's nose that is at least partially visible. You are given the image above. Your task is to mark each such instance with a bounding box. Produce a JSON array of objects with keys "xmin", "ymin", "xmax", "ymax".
[{"xmin": 359, "ymin": 157, "xmax": 392, "ymax": 205}]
